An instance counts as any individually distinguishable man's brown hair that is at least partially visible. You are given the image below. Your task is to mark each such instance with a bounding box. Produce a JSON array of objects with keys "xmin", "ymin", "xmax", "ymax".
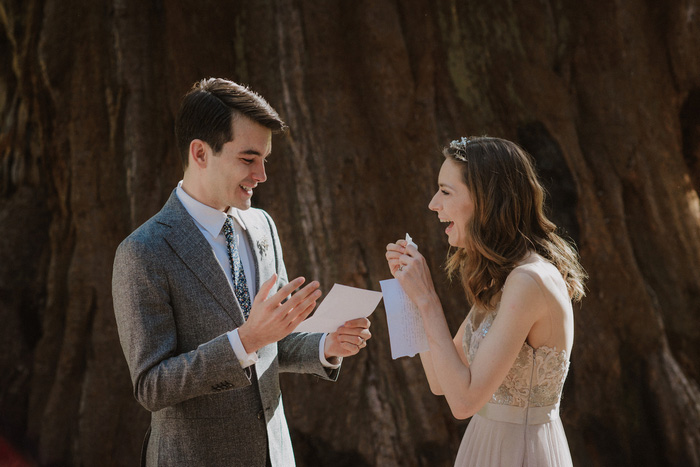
[{"xmin": 175, "ymin": 78, "xmax": 287, "ymax": 168}]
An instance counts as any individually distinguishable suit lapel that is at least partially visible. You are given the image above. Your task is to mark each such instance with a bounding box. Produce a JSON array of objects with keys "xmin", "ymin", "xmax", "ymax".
[
  {"xmin": 157, "ymin": 191, "xmax": 245, "ymax": 326},
  {"xmin": 239, "ymin": 209, "xmax": 275, "ymax": 293}
]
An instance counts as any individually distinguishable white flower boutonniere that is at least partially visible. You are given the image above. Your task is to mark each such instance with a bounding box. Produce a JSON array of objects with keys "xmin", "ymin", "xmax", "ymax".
[{"xmin": 257, "ymin": 239, "xmax": 270, "ymax": 257}]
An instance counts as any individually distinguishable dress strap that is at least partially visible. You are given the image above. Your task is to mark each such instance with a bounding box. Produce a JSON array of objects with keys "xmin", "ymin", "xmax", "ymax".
[{"xmin": 476, "ymin": 402, "xmax": 560, "ymax": 425}]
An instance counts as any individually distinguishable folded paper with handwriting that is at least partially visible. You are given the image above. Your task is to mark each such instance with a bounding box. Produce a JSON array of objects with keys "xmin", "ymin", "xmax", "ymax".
[
  {"xmin": 380, "ymin": 278, "xmax": 429, "ymax": 359},
  {"xmin": 294, "ymin": 284, "xmax": 383, "ymax": 333},
  {"xmin": 380, "ymin": 233, "xmax": 429, "ymax": 359}
]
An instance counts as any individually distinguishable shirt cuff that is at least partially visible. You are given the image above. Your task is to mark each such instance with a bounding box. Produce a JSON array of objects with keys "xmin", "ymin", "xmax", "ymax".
[
  {"xmin": 319, "ymin": 333, "xmax": 342, "ymax": 368},
  {"xmin": 227, "ymin": 329, "xmax": 258, "ymax": 368}
]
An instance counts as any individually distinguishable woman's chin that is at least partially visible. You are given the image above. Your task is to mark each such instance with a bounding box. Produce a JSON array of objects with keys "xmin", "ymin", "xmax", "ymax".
[{"xmin": 447, "ymin": 236, "xmax": 466, "ymax": 249}]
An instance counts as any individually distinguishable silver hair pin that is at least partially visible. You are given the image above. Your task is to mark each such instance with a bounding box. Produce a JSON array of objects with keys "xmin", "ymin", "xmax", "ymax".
[
  {"xmin": 449, "ymin": 137, "xmax": 471, "ymax": 162},
  {"xmin": 449, "ymin": 136, "xmax": 471, "ymax": 148}
]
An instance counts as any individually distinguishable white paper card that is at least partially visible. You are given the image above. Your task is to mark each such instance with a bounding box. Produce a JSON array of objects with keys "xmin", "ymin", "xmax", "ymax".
[
  {"xmin": 379, "ymin": 278, "xmax": 429, "ymax": 359},
  {"xmin": 294, "ymin": 283, "xmax": 383, "ymax": 333},
  {"xmin": 405, "ymin": 232, "xmax": 417, "ymax": 249}
]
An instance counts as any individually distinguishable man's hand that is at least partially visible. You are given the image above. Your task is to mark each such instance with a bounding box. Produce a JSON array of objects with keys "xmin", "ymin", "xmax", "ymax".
[
  {"xmin": 238, "ymin": 274, "xmax": 321, "ymax": 353},
  {"xmin": 324, "ymin": 318, "xmax": 372, "ymax": 360}
]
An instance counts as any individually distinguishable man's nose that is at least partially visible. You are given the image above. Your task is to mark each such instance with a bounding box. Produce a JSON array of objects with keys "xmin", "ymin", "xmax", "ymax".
[{"xmin": 252, "ymin": 160, "xmax": 267, "ymax": 183}]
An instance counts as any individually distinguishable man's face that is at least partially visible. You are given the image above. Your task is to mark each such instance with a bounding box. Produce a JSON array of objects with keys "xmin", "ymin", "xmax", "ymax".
[{"xmin": 204, "ymin": 115, "xmax": 272, "ymax": 211}]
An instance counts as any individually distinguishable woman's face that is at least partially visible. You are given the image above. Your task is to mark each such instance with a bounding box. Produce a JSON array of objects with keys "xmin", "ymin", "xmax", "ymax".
[{"xmin": 428, "ymin": 158, "xmax": 475, "ymax": 248}]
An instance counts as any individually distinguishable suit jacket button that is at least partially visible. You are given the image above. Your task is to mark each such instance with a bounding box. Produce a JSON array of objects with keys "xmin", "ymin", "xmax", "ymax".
[{"xmin": 257, "ymin": 410, "xmax": 264, "ymax": 420}]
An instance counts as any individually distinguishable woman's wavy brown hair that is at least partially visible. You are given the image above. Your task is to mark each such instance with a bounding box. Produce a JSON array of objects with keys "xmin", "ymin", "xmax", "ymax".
[{"xmin": 443, "ymin": 136, "xmax": 586, "ymax": 309}]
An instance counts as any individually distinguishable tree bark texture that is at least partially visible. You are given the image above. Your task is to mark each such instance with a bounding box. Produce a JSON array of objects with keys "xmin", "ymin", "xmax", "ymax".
[{"xmin": 1, "ymin": 1, "xmax": 699, "ymax": 466}]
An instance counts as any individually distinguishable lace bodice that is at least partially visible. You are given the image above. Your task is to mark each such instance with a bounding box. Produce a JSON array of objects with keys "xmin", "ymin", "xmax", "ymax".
[{"xmin": 463, "ymin": 310, "xmax": 570, "ymax": 408}]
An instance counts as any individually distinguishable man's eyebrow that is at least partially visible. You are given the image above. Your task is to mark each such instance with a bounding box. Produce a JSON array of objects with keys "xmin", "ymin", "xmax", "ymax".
[{"xmin": 241, "ymin": 149, "xmax": 263, "ymax": 156}]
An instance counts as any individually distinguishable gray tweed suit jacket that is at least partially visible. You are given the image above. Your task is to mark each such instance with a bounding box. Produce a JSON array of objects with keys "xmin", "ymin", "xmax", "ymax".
[{"xmin": 113, "ymin": 191, "xmax": 339, "ymax": 466}]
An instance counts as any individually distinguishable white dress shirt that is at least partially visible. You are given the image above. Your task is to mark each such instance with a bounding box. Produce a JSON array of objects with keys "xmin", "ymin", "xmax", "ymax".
[{"xmin": 175, "ymin": 182, "xmax": 339, "ymax": 369}]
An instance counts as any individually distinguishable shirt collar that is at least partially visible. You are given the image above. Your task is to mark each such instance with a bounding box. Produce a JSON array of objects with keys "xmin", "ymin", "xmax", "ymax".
[{"xmin": 176, "ymin": 181, "xmax": 248, "ymax": 236}]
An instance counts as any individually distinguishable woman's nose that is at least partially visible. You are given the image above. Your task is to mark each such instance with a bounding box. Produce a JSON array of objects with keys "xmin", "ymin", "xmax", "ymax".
[{"xmin": 428, "ymin": 193, "xmax": 440, "ymax": 211}]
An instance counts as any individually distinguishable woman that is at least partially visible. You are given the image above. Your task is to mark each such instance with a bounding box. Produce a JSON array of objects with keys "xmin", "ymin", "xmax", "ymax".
[{"xmin": 386, "ymin": 136, "xmax": 585, "ymax": 466}]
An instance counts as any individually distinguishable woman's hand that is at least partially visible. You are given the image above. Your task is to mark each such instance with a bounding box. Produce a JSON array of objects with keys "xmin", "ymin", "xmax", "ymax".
[
  {"xmin": 385, "ymin": 239, "xmax": 406, "ymax": 276},
  {"xmin": 385, "ymin": 239, "xmax": 438, "ymax": 312}
]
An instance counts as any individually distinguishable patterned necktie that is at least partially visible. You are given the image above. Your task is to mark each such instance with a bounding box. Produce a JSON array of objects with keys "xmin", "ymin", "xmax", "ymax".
[{"xmin": 223, "ymin": 216, "xmax": 252, "ymax": 319}]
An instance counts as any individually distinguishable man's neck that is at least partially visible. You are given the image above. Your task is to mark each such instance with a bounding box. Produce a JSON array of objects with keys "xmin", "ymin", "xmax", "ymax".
[{"xmin": 181, "ymin": 176, "xmax": 227, "ymax": 212}]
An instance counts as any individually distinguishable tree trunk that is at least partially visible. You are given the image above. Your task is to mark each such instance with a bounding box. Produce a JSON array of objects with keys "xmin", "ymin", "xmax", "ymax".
[{"xmin": 1, "ymin": 0, "xmax": 698, "ymax": 465}]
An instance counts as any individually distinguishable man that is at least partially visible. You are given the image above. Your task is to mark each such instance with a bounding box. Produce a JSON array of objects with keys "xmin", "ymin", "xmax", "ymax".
[{"xmin": 112, "ymin": 78, "xmax": 371, "ymax": 466}]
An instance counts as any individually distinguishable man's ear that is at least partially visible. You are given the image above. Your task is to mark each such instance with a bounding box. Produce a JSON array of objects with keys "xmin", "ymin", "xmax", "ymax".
[{"xmin": 189, "ymin": 139, "xmax": 210, "ymax": 169}]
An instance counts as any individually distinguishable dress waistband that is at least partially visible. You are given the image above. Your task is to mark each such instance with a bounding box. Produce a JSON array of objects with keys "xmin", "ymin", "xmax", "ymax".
[{"xmin": 477, "ymin": 402, "xmax": 560, "ymax": 425}]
